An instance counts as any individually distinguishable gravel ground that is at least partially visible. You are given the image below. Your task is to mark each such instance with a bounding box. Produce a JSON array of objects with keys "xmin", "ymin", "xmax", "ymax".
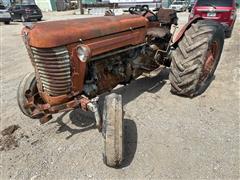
[{"xmin": 0, "ymin": 11, "xmax": 239, "ymax": 179}]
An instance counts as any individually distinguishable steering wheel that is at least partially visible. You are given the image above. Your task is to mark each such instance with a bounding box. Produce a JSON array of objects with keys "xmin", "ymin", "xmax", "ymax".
[
  {"xmin": 128, "ymin": 7, "xmax": 141, "ymax": 15},
  {"xmin": 142, "ymin": 5, "xmax": 159, "ymax": 19},
  {"xmin": 141, "ymin": 5, "xmax": 150, "ymax": 16},
  {"xmin": 129, "ymin": 5, "xmax": 158, "ymax": 20}
]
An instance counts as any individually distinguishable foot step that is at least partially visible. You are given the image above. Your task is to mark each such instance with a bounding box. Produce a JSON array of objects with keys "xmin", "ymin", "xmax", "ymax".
[{"xmin": 142, "ymin": 65, "xmax": 165, "ymax": 78}]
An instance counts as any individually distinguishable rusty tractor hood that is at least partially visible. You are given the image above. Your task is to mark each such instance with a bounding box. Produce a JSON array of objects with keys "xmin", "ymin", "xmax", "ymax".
[{"xmin": 23, "ymin": 15, "xmax": 148, "ymax": 48}]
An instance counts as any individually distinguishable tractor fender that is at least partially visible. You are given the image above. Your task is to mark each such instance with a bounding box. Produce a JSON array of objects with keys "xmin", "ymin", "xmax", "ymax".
[{"xmin": 172, "ymin": 16, "xmax": 203, "ymax": 48}]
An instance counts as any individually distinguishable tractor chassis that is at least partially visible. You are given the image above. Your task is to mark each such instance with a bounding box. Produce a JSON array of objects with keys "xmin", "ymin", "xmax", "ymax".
[{"xmin": 24, "ymin": 91, "xmax": 102, "ymax": 129}]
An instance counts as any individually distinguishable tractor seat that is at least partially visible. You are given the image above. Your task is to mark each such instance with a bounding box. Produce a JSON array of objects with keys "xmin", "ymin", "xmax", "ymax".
[{"xmin": 157, "ymin": 8, "xmax": 178, "ymax": 25}]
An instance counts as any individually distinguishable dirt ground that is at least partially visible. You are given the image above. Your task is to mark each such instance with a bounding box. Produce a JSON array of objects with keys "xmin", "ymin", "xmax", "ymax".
[{"xmin": 0, "ymin": 11, "xmax": 239, "ymax": 179}]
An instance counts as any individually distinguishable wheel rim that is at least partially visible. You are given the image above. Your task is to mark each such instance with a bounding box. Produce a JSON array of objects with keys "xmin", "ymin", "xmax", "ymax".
[
  {"xmin": 200, "ymin": 41, "xmax": 219, "ymax": 83},
  {"xmin": 18, "ymin": 73, "xmax": 37, "ymax": 117}
]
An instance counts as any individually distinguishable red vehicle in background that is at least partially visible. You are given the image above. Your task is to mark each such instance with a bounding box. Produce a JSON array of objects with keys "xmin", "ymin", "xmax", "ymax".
[{"xmin": 189, "ymin": 0, "xmax": 238, "ymax": 38}]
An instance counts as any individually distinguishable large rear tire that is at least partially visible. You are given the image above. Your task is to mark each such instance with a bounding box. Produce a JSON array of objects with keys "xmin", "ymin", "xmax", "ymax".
[
  {"xmin": 225, "ymin": 28, "xmax": 233, "ymax": 38},
  {"xmin": 169, "ymin": 20, "xmax": 224, "ymax": 97},
  {"xmin": 102, "ymin": 93, "xmax": 123, "ymax": 167},
  {"xmin": 17, "ymin": 72, "xmax": 37, "ymax": 118}
]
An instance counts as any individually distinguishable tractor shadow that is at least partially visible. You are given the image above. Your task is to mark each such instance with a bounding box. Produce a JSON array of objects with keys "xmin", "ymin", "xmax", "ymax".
[
  {"xmin": 51, "ymin": 112, "xmax": 138, "ymax": 167},
  {"xmin": 50, "ymin": 109, "xmax": 96, "ymax": 139},
  {"xmin": 48, "ymin": 68, "xmax": 216, "ymax": 167},
  {"xmin": 98, "ymin": 68, "xmax": 170, "ymax": 107},
  {"xmin": 121, "ymin": 119, "xmax": 138, "ymax": 168},
  {"xmin": 50, "ymin": 68, "xmax": 169, "ymax": 167}
]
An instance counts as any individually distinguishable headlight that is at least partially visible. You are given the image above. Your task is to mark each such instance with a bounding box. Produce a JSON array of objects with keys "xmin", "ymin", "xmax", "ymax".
[{"xmin": 76, "ymin": 45, "xmax": 91, "ymax": 62}]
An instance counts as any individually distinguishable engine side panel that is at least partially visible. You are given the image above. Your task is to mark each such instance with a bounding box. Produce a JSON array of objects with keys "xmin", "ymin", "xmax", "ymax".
[{"xmin": 85, "ymin": 27, "xmax": 146, "ymax": 56}]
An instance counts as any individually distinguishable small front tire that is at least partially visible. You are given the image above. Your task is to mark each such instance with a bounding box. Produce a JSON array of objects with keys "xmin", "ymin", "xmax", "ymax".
[
  {"xmin": 225, "ymin": 29, "xmax": 233, "ymax": 38},
  {"xmin": 102, "ymin": 93, "xmax": 124, "ymax": 167},
  {"xmin": 4, "ymin": 21, "xmax": 10, "ymax": 24},
  {"xmin": 17, "ymin": 72, "xmax": 37, "ymax": 118}
]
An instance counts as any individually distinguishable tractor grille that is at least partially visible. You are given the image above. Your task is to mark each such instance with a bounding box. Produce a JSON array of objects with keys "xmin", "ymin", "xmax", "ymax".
[{"xmin": 31, "ymin": 46, "xmax": 71, "ymax": 96}]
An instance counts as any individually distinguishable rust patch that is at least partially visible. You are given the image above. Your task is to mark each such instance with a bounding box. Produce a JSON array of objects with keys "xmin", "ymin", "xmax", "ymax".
[
  {"xmin": 24, "ymin": 15, "xmax": 148, "ymax": 48},
  {"xmin": 40, "ymin": 91, "xmax": 70, "ymax": 106},
  {"xmin": 86, "ymin": 28, "xmax": 146, "ymax": 56},
  {"xmin": 67, "ymin": 44, "xmax": 87, "ymax": 94}
]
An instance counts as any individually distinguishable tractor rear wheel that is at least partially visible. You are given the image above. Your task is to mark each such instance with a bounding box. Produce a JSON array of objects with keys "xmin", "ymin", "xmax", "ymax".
[
  {"xmin": 225, "ymin": 28, "xmax": 233, "ymax": 38},
  {"xmin": 169, "ymin": 20, "xmax": 224, "ymax": 97},
  {"xmin": 102, "ymin": 93, "xmax": 123, "ymax": 167},
  {"xmin": 17, "ymin": 72, "xmax": 37, "ymax": 118}
]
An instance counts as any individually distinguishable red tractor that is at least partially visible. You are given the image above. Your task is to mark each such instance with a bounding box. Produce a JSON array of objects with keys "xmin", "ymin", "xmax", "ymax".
[{"xmin": 18, "ymin": 6, "xmax": 224, "ymax": 167}]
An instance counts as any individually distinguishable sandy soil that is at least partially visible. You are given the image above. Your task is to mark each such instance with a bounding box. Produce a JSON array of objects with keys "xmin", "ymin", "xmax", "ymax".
[{"xmin": 0, "ymin": 11, "xmax": 239, "ymax": 179}]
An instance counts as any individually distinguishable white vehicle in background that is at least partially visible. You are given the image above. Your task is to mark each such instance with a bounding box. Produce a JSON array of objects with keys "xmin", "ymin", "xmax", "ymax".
[
  {"xmin": 169, "ymin": 1, "xmax": 188, "ymax": 12},
  {"xmin": 109, "ymin": 0, "xmax": 162, "ymax": 9},
  {"xmin": 0, "ymin": 4, "xmax": 11, "ymax": 24}
]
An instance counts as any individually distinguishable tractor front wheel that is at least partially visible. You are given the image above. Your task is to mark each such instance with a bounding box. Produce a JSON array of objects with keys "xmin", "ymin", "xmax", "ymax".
[
  {"xmin": 169, "ymin": 20, "xmax": 224, "ymax": 97},
  {"xmin": 102, "ymin": 93, "xmax": 124, "ymax": 167},
  {"xmin": 17, "ymin": 72, "xmax": 38, "ymax": 118}
]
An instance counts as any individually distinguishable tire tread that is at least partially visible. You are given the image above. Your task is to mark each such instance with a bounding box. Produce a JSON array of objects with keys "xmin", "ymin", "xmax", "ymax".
[{"xmin": 169, "ymin": 20, "xmax": 224, "ymax": 97}]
